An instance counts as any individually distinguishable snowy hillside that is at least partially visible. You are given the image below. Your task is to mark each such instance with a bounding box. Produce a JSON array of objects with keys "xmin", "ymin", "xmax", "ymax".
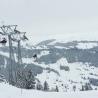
[
  {"xmin": 0, "ymin": 39, "xmax": 98, "ymax": 92},
  {"xmin": 0, "ymin": 83, "xmax": 98, "ymax": 98},
  {"xmin": 36, "ymin": 58, "xmax": 98, "ymax": 92}
]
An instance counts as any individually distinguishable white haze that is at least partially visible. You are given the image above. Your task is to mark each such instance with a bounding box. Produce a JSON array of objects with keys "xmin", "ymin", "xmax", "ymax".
[{"xmin": 0, "ymin": 0, "xmax": 98, "ymax": 44}]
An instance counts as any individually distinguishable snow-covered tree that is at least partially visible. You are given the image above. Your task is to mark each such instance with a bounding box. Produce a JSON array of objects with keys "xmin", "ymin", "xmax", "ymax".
[
  {"xmin": 36, "ymin": 82, "xmax": 43, "ymax": 90},
  {"xmin": 43, "ymin": 81, "xmax": 49, "ymax": 91},
  {"xmin": 73, "ymin": 85, "xmax": 76, "ymax": 92},
  {"xmin": 55, "ymin": 85, "xmax": 59, "ymax": 92},
  {"xmin": 81, "ymin": 85, "xmax": 85, "ymax": 91},
  {"xmin": 85, "ymin": 83, "xmax": 92, "ymax": 91},
  {"xmin": 16, "ymin": 69, "xmax": 36, "ymax": 89},
  {"xmin": 25, "ymin": 70, "xmax": 36, "ymax": 89}
]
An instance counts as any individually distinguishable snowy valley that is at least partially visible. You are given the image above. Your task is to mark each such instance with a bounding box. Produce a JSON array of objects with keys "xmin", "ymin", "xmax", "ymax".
[{"xmin": 0, "ymin": 39, "xmax": 98, "ymax": 93}]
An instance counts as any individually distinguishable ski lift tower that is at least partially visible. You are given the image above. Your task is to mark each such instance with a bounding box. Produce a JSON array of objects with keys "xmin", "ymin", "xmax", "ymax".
[
  {"xmin": 0, "ymin": 25, "xmax": 28, "ymax": 84},
  {"xmin": 0, "ymin": 25, "xmax": 17, "ymax": 84},
  {"xmin": 11, "ymin": 30, "xmax": 28, "ymax": 66}
]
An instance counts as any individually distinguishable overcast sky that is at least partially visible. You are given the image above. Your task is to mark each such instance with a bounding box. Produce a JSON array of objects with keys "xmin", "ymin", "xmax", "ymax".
[{"xmin": 0, "ymin": 0, "xmax": 98, "ymax": 43}]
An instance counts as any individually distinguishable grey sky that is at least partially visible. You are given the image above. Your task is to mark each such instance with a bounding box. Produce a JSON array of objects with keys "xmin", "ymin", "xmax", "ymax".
[{"xmin": 0, "ymin": 0, "xmax": 98, "ymax": 43}]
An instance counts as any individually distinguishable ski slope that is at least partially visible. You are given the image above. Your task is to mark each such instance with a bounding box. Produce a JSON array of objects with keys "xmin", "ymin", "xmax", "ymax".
[{"xmin": 0, "ymin": 83, "xmax": 98, "ymax": 98}]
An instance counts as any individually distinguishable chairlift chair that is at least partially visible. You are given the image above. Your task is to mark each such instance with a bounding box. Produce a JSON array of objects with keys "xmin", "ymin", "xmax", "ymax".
[
  {"xmin": 0, "ymin": 38, "xmax": 7, "ymax": 45},
  {"xmin": 33, "ymin": 54, "xmax": 37, "ymax": 59}
]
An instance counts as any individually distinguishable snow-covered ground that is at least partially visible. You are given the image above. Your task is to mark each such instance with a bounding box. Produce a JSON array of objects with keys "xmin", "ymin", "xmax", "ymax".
[
  {"xmin": 0, "ymin": 39, "xmax": 98, "ymax": 95},
  {"xmin": 0, "ymin": 83, "xmax": 98, "ymax": 98},
  {"xmin": 76, "ymin": 43, "xmax": 98, "ymax": 49},
  {"xmin": 36, "ymin": 58, "xmax": 98, "ymax": 92}
]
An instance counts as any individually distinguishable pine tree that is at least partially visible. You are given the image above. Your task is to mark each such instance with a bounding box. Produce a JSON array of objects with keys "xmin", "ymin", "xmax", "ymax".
[
  {"xmin": 36, "ymin": 82, "xmax": 43, "ymax": 90},
  {"xmin": 16, "ymin": 69, "xmax": 36, "ymax": 89},
  {"xmin": 85, "ymin": 83, "xmax": 92, "ymax": 91},
  {"xmin": 81, "ymin": 85, "xmax": 85, "ymax": 91},
  {"xmin": 43, "ymin": 81, "xmax": 49, "ymax": 91},
  {"xmin": 73, "ymin": 85, "xmax": 76, "ymax": 92},
  {"xmin": 55, "ymin": 85, "xmax": 59, "ymax": 92},
  {"xmin": 25, "ymin": 70, "xmax": 36, "ymax": 89}
]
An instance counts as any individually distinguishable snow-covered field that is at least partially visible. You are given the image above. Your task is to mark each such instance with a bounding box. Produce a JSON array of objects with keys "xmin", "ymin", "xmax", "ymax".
[
  {"xmin": 36, "ymin": 58, "xmax": 98, "ymax": 92},
  {"xmin": 76, "ymin": 43, "xmax": 98, "ymax": 49},
  {"xmin": 0, "ymin": 83, "xmax": 98, "ymax": 98},
  {"xmin": 0, "ymin": 39, "xmax": 98, "ymax": 97}
]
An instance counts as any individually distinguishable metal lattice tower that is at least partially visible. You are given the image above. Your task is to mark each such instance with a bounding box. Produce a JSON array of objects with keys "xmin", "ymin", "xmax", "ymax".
[
  {"xmin": 11, "ymin": 30, "xmax": 28, "ymax": 65},
  {"xmin": 0, "ymin": 25, "xmax": 28, "ymax": 84}
]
